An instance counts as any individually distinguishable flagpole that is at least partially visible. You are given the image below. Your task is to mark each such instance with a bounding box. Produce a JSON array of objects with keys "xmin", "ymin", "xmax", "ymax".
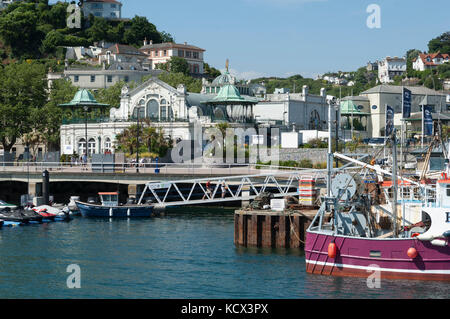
[
  {"xmin": 401, "ymin": 86, "xmax": 404, "ymax": 172},
  {"xmin": 421, "ymin": 101, "xmax": 425, "ymax": 148}
]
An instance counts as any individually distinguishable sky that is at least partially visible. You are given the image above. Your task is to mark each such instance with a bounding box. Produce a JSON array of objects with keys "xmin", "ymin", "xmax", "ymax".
[{"xmin": 54, "ymin": 0, "xmax": 450, "ymax": 80}]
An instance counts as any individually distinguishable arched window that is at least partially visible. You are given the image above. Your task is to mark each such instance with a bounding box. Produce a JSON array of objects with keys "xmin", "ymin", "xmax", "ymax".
[
  {"xmin": 132, "ymin": 106, "xmax": 145, "ymax": 119},
  {"xmin": 146, "ymin": 99, "xmax": 159, "ymax": 120},
  {"xmin": 88, "ymin": 138, "xmax": 96, "ymax": 156},
  {"xmin": 104, "ymin": 138, "xmax": 112, "ymax": 154},
  {"xmin": 78, "ymin": 138, "xmax": 86, "ymax": 155}
]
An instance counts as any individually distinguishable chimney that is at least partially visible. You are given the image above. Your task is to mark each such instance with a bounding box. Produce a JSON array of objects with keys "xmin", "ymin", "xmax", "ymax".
[
  {"xmin": 144, "ymin": 37, "xmax": 148, "ymax": 46},
  {"xmin": 320, "ymin": 88, "xmax": 326, "ymax": 97},
  {"xmin": 150, "ymin": 40, "xmax": 153, "ymax": 45},
  {"xmin": 184, "ymin": 42, "xmax": 187, "ymax": 45}
]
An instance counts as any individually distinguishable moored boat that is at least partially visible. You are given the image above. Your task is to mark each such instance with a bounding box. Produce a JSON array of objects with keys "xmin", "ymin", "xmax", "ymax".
[
  {"xmin": 305, "ymin": 122, "xmax": 450, "ymax": 281},
  {"xmin": 76, "ymin": 192, "xmax": 154, "ymax": 218},
  {"xmin": 0, "ymin": 200, "xmax": 17, "ymax": 211}
]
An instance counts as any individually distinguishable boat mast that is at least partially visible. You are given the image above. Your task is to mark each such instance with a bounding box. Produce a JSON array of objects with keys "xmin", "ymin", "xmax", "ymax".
[
  {"xmin": 392, "ymin": 129, "xmax": 398, "ymax": 238},
  {"xmin": 327, "ymin": 99, "xmax": 334, "ymax": 197}
]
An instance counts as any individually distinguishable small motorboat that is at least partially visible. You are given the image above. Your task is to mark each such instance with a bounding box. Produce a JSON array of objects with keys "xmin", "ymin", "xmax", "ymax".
[
  {"xmin": 32, "ymin": 205, "xmax": 71, "ymax": 221},
  {"xmin": 0, "ymin": 208, "xmax": 38, "ymax": 224},
  {"xmin": 20, "ymin": 209, "xmax": 44, "ymax": 224},
  {"xmin": 0, "ymin": 200, "xmax": 17, "ymax": 210}
]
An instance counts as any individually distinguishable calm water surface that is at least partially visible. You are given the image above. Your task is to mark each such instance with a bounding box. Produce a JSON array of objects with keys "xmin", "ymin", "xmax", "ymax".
[{"xmin": 0, "ymin": 208, "xmax": 448, "ymax": 299}]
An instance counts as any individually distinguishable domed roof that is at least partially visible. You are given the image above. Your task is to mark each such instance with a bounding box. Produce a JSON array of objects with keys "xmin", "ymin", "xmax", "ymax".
[
  {"xmin": 59, "ymin": 89, "xmax": 109, "ymax": 108},
  {"xmin": 212, "ymin": 70, "xmax": 235, "ymax": 86}
]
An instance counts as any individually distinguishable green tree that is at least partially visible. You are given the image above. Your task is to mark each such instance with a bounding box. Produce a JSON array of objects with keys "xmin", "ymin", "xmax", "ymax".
[
  {"xmin": 0, "ymin": 61, "xmax": 47, "ymax": 151},
  {"xmin": 123, "ymin": 16, "xmax": 162, "ymax": 47},
  {"xmin": 0, "ymin": 3, "xmax": 45, "ymax": 58},
  {"xmin": 428, "ymin": 32, "xmax": 450, "ymax": 54}
]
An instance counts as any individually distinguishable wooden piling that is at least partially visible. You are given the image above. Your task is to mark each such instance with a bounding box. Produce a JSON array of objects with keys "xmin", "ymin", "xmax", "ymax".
[{"xmin": 234, "ymin": 210, "xmax": 315, "ymax": 250}]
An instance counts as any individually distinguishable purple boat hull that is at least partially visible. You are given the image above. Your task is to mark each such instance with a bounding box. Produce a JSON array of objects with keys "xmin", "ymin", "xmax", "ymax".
[{"xmin": 305, "ymin": 232, "xmax": 450, "ymax": 281}]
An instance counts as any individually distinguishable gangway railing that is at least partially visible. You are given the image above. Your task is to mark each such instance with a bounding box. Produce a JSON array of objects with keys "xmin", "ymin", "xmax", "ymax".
[{"xmin": 138, "ymin": 170, "xmax": 328, "ymax": 208}]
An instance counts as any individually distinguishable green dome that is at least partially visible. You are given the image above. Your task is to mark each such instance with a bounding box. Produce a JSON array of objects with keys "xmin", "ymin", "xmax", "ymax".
[{"xmin": 59, "ymin": 89, "xmax": 109, "ymax": 108}]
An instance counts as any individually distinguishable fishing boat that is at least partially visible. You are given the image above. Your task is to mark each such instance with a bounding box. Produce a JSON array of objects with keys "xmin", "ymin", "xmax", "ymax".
[
  {"xmin": 305, "ymin": 124, "xmax": 450, "ymax": 281},
  {"xmin": 75, "ymin": 192, "xmax": 154, "ymax": 218}
]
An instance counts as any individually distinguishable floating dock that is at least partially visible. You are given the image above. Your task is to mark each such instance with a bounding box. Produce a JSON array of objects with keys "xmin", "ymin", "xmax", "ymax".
[{"xmin": 234, "ymin": 209, "xmax": 316, "ymax": 249}]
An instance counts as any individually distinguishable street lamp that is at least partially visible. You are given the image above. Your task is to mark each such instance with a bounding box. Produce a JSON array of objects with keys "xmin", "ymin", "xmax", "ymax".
[{"xmin": 136, "ymin": 107, "xmax": 140, "ymax": 173}]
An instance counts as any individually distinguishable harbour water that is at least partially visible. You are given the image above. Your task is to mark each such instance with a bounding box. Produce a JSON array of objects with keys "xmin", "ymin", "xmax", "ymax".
[{"xmin": 0, "ymin": 208, "xmax": 448, "ymax": 299}]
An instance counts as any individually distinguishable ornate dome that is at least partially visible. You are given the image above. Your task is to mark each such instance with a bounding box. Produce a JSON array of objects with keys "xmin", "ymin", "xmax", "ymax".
[{"xmin": 212, "ymin": 70, "xmax": 235, "ymax": 86}]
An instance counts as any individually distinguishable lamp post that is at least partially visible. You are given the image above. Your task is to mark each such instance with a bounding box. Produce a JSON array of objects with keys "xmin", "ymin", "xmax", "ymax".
[
  {"xmin": 136, "ymin": 107, "xmax": 140, "ymax": 173},
  {"xmin": 84, "ymin": 105, "xmax": 88, "ymax": 157}
]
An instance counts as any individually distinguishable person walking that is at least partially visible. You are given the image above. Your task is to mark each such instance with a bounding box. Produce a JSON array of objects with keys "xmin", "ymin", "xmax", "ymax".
[
  {"xmin": 221, "ymin": 182, "xmax": 227, "ymax": 199},
  {"xmin": 203, "ymin": 181, "xmax": 212, "ymax": 200}
]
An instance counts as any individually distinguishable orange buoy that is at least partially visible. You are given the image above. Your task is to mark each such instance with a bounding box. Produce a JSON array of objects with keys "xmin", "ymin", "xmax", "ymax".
[
  {"xmin": 407, "ymin": 247, "xmax": 418, "ymax": 259},
  {"xmin": 328, "ymin": 242, "xmax": 337, "ymax": 259}
]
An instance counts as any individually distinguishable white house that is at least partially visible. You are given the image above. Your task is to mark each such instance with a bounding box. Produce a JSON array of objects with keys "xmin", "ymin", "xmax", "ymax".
[
  {"xmin": 83, "ymin": 0, "xmax": 122, "ymax": 19},
  {"xmin": 413, "ymin": 52, "xmax": 450, "ymax": 71},
  {"xmin": 378, "ymin": 57, "xmax": 407, "ymax": 83},
  {"xmin": 140, "ymin": 41, "xmax": 205, "ymax": 75}
]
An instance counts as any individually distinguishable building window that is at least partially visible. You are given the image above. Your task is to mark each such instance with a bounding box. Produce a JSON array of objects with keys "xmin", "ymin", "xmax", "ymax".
[
  {"xmin": 78, "ymin": 138, "xmax": 86, "ymax": 155},
  {"xmin": 88, "ymin": 138, "xmax": 96, "ymax": 156},
  {"xmin": 163, "ymin": 50, "xmax": 167, "ymax": 56},
  {"xmin": 124, "ymin": 76, "xmax": 129, "ymax": 83},
  {"xmin": 178, "ymin": 50, "xmax": 184, "ymax": 57},
  {"xmin": 193, "ymin": 52, "xmax": 199, "ymax": 59},
  {"xmin": 90, "ymin": 75, "xmax": 96, "ymax": 82},
  {"xmin": 74, "ymin": 75, "xmax": 79, "ymax": 82},
  {"xmin": 146, "ymin": 99, "xmax": 159, "ymax": 120},
  {"xmin": 107, "ymin": 75, "xmax": 113, "ymax": 83},
  {"xmin": 185, "ymin": 51, "xmax": 192, "ymax": 58},
  {"xmin": 104, "ymin": 138, "xmax": 112, "ymax": 154},
  {"xmin": 155, "ymin": 51, "xmax": 158, "ymax": 57}
]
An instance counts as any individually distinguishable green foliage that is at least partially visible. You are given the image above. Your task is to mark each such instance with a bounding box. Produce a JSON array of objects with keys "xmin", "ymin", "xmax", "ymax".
[
  {"xmin": 204, "ymin": 63, "xmax": 221, "ymax": 79},
  {"xmin": 0, "ymin": 3, "xmax": 173, "ymax": 60},
  {"xmin": 123, "ymin": 16, "xmax": 162, "ymax": 47},
  {"xmin": 0, "ymin": 61, "xmax": 47, "ymax": 151},
  {"xmin": 115, "ymin": 120, "xmax": 172, "ymax": 158},
  {"xmin": 428, "ymin": 32, "xmax": 450, "ymax": 54},
  {"xmin": 156, "ymin": 56, "xmax": 189, "ymax": 75}
]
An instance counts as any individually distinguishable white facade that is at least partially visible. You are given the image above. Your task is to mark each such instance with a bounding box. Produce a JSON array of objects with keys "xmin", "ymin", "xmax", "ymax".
[
  {"xmin": 359, "ymin": 85, "xmax": 447, "ymax": 138},
  {"xmin": 413, "ymin": 53, "xmax": 450, "ymax": 71},
  {"xmin": 83, "ymin": 0, "xmax": 122, "ymax": 19},
  {"xmin": 378, "ymin": 57, "xmax": 407, "ymax": 83},
  {"xmin": 254, "ymin": 86, "xmax": 334, "ymax": 130}
]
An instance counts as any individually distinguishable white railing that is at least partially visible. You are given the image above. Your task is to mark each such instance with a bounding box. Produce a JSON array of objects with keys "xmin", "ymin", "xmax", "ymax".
[{"xmin": 0, "ymin": 162, "xmax": 320, "ymax": 175}]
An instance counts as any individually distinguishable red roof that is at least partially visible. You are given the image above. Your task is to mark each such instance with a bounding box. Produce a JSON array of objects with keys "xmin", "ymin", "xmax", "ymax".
[{"xmin": 416, "ymin": 52, "xmax": 450, "ymax": 66}]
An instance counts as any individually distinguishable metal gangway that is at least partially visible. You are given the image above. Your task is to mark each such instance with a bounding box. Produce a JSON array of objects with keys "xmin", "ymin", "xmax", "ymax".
[{"xmin": 138, "ymin": 170, "xmax": 328, "ymax": 208}]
